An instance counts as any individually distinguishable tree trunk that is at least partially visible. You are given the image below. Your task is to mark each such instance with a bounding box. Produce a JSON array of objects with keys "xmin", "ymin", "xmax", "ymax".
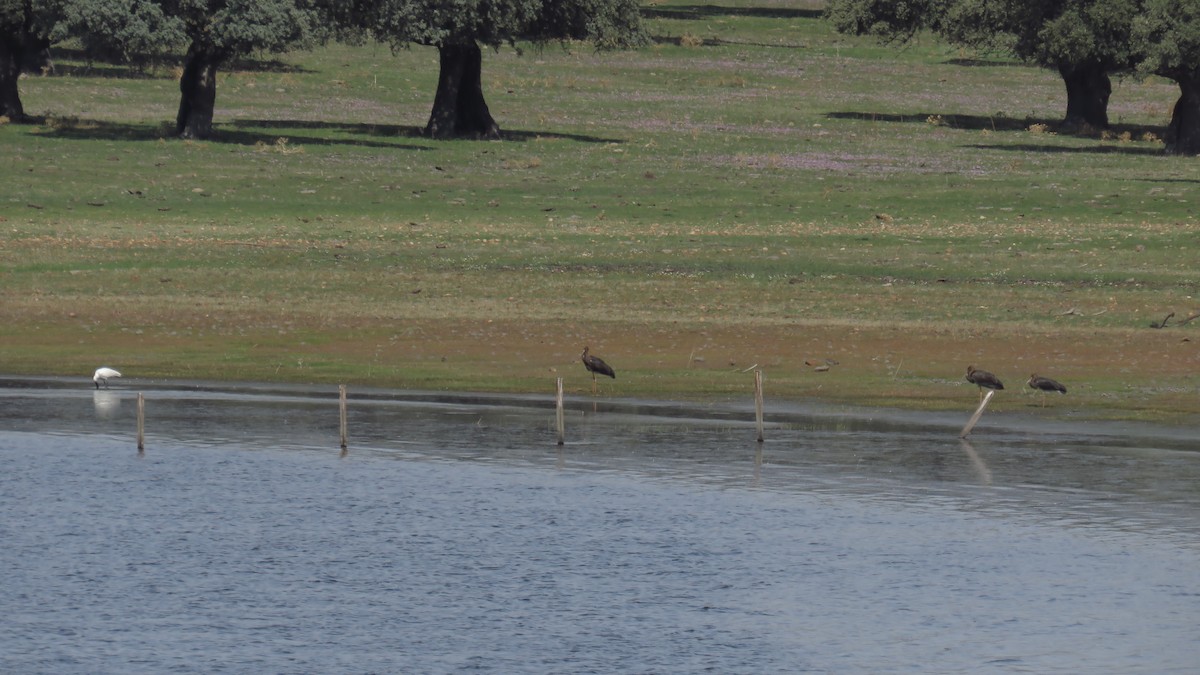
[
  {"xmin": 1058, "ymin": 62, "xmax": 1110, "ymax": 130},
  {"xmin": 1165, "ymin": 74, "xmax": 1200, "ymax": 156},
  {"xmin": 176, "ymin": 42, "xmax": 223, "ymax": 140},
  {"xmin": 424, "ymin": 41, "xmax": 500, "ymax": 140},
  {"xmin": 0, "ymin": 29, "xmax": 27, "ymax": 121},
  {"xmin": 20, "ymin": 34, "xmax": 52, "ymax": 75}
]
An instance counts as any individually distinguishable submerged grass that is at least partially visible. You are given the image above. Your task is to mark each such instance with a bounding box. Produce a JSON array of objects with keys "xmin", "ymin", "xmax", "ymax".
[{"xmin": 2, "ymin": 0, "xmax": 1198, "ymax": 423}]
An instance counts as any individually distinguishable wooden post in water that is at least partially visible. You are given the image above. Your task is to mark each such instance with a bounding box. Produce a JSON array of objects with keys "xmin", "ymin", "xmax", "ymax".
[
  {"xmin": 754, "ymin": 369, "xmax": 764, "ymax": 443},
  {"xmin": 555, "ymin": 377, "xmax": 565, "ymax": 446},
  {"xmin": 960, "ymin": 389, "xmax": 995, "ymax": 438},
  {"xmin": 339, "ymin": 384, "xmax": 348, "ymax": 454},
  {"xmin": 137, "ymin": 393, "xmax": 145, "ymax": 452}
]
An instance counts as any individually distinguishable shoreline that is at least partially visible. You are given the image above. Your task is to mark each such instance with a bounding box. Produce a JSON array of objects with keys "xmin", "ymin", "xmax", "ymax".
[{"xmin": 4, "ymin": 374, "xmax": 1195, "ymax": 451}]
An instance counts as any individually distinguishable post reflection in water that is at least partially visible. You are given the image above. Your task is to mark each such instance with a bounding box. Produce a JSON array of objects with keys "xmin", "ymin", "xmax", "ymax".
[
  {"xmin": 92, "ymin": 390, "xmax": 121, "ymax": 419},
  {"xmin": 959, "ymin": 438, "xmax": 992, "ymax": 485}
]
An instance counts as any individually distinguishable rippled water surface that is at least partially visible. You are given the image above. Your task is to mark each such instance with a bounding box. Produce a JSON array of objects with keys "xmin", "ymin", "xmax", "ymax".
[{"xmin": 2, "ymin": 378, "xmax": 1199, "ymax": 673}]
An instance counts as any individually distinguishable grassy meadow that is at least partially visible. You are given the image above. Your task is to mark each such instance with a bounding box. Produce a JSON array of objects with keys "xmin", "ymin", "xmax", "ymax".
[{"xmin": 2, "ymin": 0, "xmax": 1198, "ymax": 422}]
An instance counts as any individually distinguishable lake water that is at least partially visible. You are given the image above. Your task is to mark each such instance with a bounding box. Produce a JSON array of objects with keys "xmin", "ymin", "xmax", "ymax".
[{"xmin": 2, "ymin": 377, "xmax": 1199, "ymax": 673}]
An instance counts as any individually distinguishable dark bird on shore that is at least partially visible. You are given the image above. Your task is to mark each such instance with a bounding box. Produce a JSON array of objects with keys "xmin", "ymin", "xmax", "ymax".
[
  {"xmin": 1027, "ymin": 374, "xmax": 1067, "ymax": 407},
  {"xmin": 965, "ymin": 365, "xmax": 1004, "ymax": 399},
  {"xmin": 581, "ymin": 346, "xmax": 615, "ymax": 393}
]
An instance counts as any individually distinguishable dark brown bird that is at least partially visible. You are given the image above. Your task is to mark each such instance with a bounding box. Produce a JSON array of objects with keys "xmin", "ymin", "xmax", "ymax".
[
  {"xmin": 581, "ymin": 346, "xmax": 615, "ymax": 393},
  {"xmin": 966, "ymin": 365, "xmax": 1004, "ymax": 400},
  {"xmin": 1027, "ymin": 374, "xmax": 1067, "ymax": 407}
]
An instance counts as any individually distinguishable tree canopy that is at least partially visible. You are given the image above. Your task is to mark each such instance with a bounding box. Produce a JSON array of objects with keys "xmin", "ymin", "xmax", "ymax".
[{"xmin": 50, "ymin": 0, "xmax": 185, "ymax": 66}]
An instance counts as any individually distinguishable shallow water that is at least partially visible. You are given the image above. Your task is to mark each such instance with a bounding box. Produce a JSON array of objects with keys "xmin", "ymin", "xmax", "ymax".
[{"xmin": 2, "ymin": 378, "xmax": 1198, "ymax": 673}]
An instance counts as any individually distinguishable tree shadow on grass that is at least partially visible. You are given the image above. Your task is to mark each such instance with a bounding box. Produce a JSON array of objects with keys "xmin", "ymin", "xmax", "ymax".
[
  {"xmin": 500, "ymin": 127, "xmax": 623, "ymax": 143},
  {"xmin": 643, "ymin": 2, "xmax": 822, "ymax": 47},
  {"xmin": 943, "ymin": 58, "xmax": 1028, "ymax": 68},
  {"xmin": 1130, "ymin": 177, "xmax": 1200, "ymax": 184},
  {"xmin": 41, "ymin": 62, "xmax": 162, "ymax": 79},
  {"xmin": 826, "ymin": 110, "xmax": 1166, "ymax": 153},
  {"xmin": 235, "ymin": 119, "xmax": 623, "ymax": 144},
  {"xmin": 28, "ymin": 116, "xmax": 621, "ymax": 147},
  {"xmin": 642, "ymin": 5, "xmax": 823, "ymax": 20},
  {"xmin": 966, "ymin": 143, "xmax": 1166, "ymax": 157},
  {"xmin": 828, "ymin": 110, "xmax": 1055, "ymax": 132},
  {"xmin": 30, "ymin": 117, "xmax": 429, "ymax": 151},
  {"xmin": 43, "ymin": 47, "xmax": 313, "ymax": 79},
  {"xmin": 650, "ymin": 35, "xmax": 807, "ymax": 49}
]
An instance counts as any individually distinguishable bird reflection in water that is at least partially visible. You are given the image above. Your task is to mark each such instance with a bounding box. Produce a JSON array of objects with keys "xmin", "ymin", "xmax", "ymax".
[{"xmin": 93, "ymin": 390, "xmax": 121, "ymax": 419}]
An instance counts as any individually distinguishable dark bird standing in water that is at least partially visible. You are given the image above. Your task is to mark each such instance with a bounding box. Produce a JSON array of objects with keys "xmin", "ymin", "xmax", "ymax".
[
  {"xmin": 581, "ymin": 346, "xmax": 615, "ymax": 394},
  {"xmin": 1027, "ymin": 374, "xmax": 1067, "ymax": 407},
  {"xmin": 965, "ymin": 365, "xmax": 1004, "ymax": 400}
]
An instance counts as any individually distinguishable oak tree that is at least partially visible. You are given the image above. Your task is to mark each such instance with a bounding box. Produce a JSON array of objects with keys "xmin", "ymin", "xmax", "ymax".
[
  {"xmin": 1135, "ymin": 0, "xmax": 1200, "ymax": 153},
  {"xmin": 167, "ymin": 0, "xmax": 323, "ymax": 139},
  {"xmin": 356, "ymin": 0, "xmax": 647, "ymax": 139},
  {"xmin": 826, "ymin": 0, "xmax": 1138, "ymax": 129},
  {"xmin": 0, "ymin": 0, "xmax": 57, "ymax": 119}
]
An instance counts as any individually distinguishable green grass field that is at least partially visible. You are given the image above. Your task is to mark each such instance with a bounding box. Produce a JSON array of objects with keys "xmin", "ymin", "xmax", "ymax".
[{"xmin": 2, "ymin": 1, "xmax": 1197, "ymax": 422}]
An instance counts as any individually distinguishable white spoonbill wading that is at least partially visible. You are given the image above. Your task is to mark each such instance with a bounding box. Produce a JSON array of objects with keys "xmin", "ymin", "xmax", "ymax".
[{"xmin": 93, "ymin": 367, "xmax": 122, "ymax": 389}]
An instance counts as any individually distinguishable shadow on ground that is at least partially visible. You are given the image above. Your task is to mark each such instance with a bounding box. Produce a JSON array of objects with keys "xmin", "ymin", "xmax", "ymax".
[{"xmin": 24, "ymin": 117, "xmax": 621, "ymax": 148}]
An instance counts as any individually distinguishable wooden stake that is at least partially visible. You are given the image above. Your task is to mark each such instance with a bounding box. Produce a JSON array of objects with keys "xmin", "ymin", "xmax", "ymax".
[
  {"xmin": 136, "ymin": 393, "xmax": 145, "ymax": 452},
  {"xmin": 555, "ymin": 377, "xmax": 565, "ymax": 446},
  {"xmin": 339, "ymin": 384, "xmax": 348, "ymax": 454},
  {"xmin": 960, "ymin": 389, "xmax": 995, "ymax": 438},
  {"xmin": 754, "ymin": 369, "xmax": 764, "ymax": 443}
]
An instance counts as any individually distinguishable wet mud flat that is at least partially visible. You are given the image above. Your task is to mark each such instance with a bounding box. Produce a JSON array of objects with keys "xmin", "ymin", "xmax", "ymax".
[{"xmin": 2, "ymin": 377, "xmax": 1199, "ymax": 673}]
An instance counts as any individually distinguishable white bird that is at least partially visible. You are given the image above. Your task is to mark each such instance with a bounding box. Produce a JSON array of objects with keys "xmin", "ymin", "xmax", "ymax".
[{"xmin": 93, "ymin": 367, "xmax": 122, "ymax": 389}]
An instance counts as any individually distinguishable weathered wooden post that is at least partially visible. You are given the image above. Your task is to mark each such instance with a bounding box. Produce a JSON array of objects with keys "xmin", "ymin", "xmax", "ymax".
[
  {"xmin": 960, "ymin": 389, "xmax": 995, "ymax": 438},
  {"xmin": 137, "ymin": 393, "xmax": 145, "ymax": 452},
  {"xmin": 754, "ymin": 369, "xmax": 764, "ymax": 443},
  {"xmin": 339, "ymin": 384, "xmax": 348, "ymax": 454},
  {"xmin": 555, "ymin": 377, "xmax": 565, "ymax": 446}
]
